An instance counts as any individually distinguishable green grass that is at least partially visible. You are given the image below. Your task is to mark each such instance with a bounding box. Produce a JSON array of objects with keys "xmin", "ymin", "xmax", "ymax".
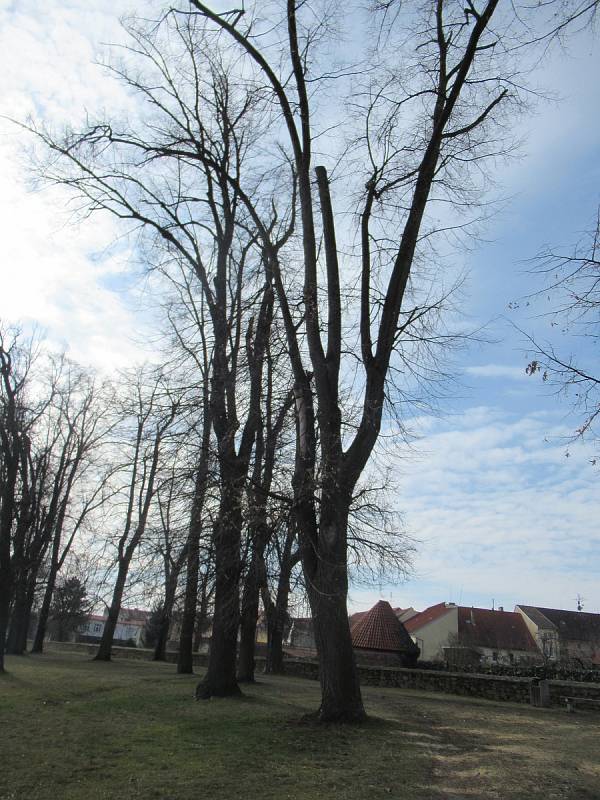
[{"xmin": 1, "ymin": 652, "xmax": 599, "ymax": 800}]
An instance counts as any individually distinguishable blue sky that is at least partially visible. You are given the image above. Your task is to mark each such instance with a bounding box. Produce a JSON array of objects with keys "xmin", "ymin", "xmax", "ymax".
[{"xmin": 1, "ymin": 1, "xmax": 599, "ymax": 615}]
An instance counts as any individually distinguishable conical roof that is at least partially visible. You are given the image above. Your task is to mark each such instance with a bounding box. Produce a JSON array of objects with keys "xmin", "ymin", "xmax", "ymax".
[{"xmin": 351, "ymin": 600, "xmax": 416, "ymax": 652}]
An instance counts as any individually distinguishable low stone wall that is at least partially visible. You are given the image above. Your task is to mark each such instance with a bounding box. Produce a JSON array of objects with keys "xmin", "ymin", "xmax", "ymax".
[
  {"xmin": 281, "ymin": 659, "xmax": 531, "ymax": 703},
  {"xmin": 42, "ymin": 641, "xmax": 600, "ymax": 708},
  {"xmin": 44, "ymin": 640, "xmax": 210, "ymax": 667},
  {"xmin": 548, "ymin": 680, "xmax": 600, "ymax": 706}
]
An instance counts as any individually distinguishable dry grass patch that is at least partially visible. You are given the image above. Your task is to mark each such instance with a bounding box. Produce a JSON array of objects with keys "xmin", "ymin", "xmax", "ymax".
[{"xmin": 1, "ymin": 652, "xmax": 599, "ymax": 800}]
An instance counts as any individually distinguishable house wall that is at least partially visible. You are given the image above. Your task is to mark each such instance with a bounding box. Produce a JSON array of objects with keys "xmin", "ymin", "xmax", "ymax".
[
  {"xmin": 78, "ymin": 618, "xmax": 145, "ymax": 646},
  {"xmin": 411, "ymin": 606, "xmax": 457, "ymax": 661},
  {"xmin": 516, "ymin": 606, "xmax": 599, "ymax": 666},
  {"xmin": 562, "ymin": 639, "xmax": 600, "ymax": 667},
  {"xmin": 475, "ymin": 646, "xmax": 540, "ymax": 666}
]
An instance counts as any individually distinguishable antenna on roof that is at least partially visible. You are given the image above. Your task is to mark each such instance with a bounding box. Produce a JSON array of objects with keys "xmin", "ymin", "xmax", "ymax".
[{"xmin": 576, "ymin": 594, "xmax": 586, "ymax": 612}]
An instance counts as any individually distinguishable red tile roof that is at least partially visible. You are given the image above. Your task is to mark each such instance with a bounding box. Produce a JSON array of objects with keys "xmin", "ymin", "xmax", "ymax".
[
  {"xmin": 458, "ymin": 607, "xmax": 538, "ymax": 652},
  {"xmin": 351, "ymin": 600, "xmax": 416, "ymax": 652},
  {"xmin": 404, "ymin": 602, "xmax": 454, "ymax": 633}
]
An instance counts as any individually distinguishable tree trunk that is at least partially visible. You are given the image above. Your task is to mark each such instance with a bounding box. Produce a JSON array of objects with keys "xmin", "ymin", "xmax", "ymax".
[
  {"xmin": 94, "ymin": 562, "xmax": 128, "ymax": 662},
  {"xmin": 193, "ymin": 573, "xmax": 210, "ymax": 653},
  {"xmin": 264, "ymin": 539, "xmax": 295, "ymax": 675},
  {"xmin": 6, "ymin": 576, "xmax": 29, "ymax": 655},
  {"xmin": 237, "ymin": 552, "xmax": 263, "ymax": 683},
  {"xmin": 302, "ymin": 502, "xmax": 365, "ymax": 723},
  {"xmin": 153, "ymin": 574, "xmax": 178, "ymax": 661},
  {"xmin": 153, "ymin": 609, "xmax": 169, "ymax": 661},
  {"xmin": 31, "ymin": 562, "xmax": 58, "ymax": 653},
  {"xmin": 195, "ymin": 481, "xmax": 242, "ymax": 699},
  {"xmin": 178, "ymin": 511, "xmax": 202, "ymax": 673},
  {"xmin": 0, "ymin": 577, "xmax": 11, "ymax": 673}
]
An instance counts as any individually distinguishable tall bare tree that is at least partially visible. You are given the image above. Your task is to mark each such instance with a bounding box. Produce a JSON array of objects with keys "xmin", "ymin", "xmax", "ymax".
[
  {"xmin": 183, "ymin": 0, "xmax": 525, "ymax": 721},
  {"xmin": 94, "ymin": 369, "xmax": 179, "ymax": 662}
]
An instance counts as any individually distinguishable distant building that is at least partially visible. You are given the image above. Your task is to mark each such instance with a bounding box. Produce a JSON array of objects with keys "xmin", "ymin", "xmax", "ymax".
[
  {"xmin": 405, "ymin": 602, "xmax": 540, "ymax": 666},
  {"xmin": 394, "ymin": 607, "xmax": 419, "ymax": 624},
  {"xmin": 516, "ymin": 605, "xmax": 600, "ymax": 667},
  {"xmin": 78, "ymin": 607, "xmax": 151, "ymax": 647},
  {"xmin": 285, "ymin": 617, "xmax": 316, "ymax": 651},
  {"xmin": 351, "ymin": 600, "xmax": 419, "ymax": 666}
]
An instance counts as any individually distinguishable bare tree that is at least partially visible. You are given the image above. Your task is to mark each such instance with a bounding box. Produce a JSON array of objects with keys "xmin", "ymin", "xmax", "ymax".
[
  {"xmin": 26, "ymin": 364, "xmax": 114, "ymax": 654},
  {"xmin": 238, "ymin": 341, "xmax": 294, "ymax": 683},
  {"xmin": 184, "ymin": 0, "xmax": 521, "ymax": 721},
  {"xmin": 94, "ymin": 369, "xmax": 179, "ymax": 662},
  {"xmin": 261, "ymin": 518, "xmax": 300, "ymax": 675},
  {"xmin": 523, "ymin": 207, "xmax": 600, "ymax": 458},
  {"xmin": 19, "ymin": 0, "xmax": 587, "ymax": 720},
  {"xmin": 0, "ymin": 326, "xmax": 38, "ymax": 671},
  {"xmin": 147, "ymin": 466, "xmax": 189, "ymax": 661}
]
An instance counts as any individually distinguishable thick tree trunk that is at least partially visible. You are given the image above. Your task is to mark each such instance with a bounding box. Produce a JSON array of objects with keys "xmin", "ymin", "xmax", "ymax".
[
  {"xmin": 0, "ymin": 579, "xmax": 10, "ymax": 673},
  {"xmin": 265, "ymin": 621, "xmax": 284, "ymax": 674},
  {"xmin": 302, "ymin": 502, "xmax": 365, "ymax": 723},
  {"xmin": 6, "ymin": 576, "xmax": 29, "ymax": 655},
  {"xmin": 308, "ymin": 587, "xmax": 364, "ymax": 722},
  {"xmin": 94, "ymin": 563, "xmax": 128, "ymax": 662},
  {"xmin": 237, "ymin": 553, "xmax": 262, "ymax": 683},
  {"xmin": 195, "ymin": 482, "xmax": 242, "ymax": 699}
]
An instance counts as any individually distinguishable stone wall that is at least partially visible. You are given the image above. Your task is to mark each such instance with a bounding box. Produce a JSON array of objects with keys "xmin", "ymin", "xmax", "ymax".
[
  {"xmin": 548, "ymin": 680, "xmax": 600, "ymax": 706},
  {"xmin": 281, "ymin": 659, "xmax": 532, "ymax": 703},
  {"xmin": 43, "ymin": 641, "xmax": 600, "ymax": 707}
]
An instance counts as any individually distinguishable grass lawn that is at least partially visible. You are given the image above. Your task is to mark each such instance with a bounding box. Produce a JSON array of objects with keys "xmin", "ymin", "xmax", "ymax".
[{"xmin": 1, "ymin": 653, "xmax": 599, "ymax": 800}]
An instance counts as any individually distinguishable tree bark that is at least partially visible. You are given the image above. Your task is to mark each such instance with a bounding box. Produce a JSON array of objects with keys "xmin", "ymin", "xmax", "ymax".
[
  {"xmin": 177, "ymin": 468, "xmax": 209, "ymax": 673},
  {"xmin": 0, "ymin": 577, "xmax": 11, "ymax": 673},
  {"xmin": 195, "ymin": 478, "xmax": 242, "ymax": 698},
  {"xmin": 93, "ymin": 563, "xmax": 128, "ymax": 662},
  {"xmin": 263, "ymin": 529, "xmax": 297, "ymax": 675},
  {"xmin": 31, "ymin": 562, "xmax": 58, "ymax": 653},
  {"xmin": 6, "ymin": 574, "xmax": 29, "ymax": 655},
  {"xmin": 153, "ymin": 571, "xmax": 178, "ymax": 661},
  {"xmin": 306, "ymin": 510, "xmax": 364, "ymax": 722},
  {"xmin": 237, "ymin": 551, "xmax": 263, "ymax": 682},
  {"xmin": 193, "ymin": 571, "xmax": 211, "ymax": 653}
]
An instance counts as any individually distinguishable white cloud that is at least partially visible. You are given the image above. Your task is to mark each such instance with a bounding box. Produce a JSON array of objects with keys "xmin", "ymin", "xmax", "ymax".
[
  {"xmin": 0, "ymin": 0, "xmax": 161, "ymax": 372},
  {"xmin": 464, "ymin": 364, "xmax": 527, "ymax": 381},
  {"xmin": 363, "ymin": 406, "xmax": 600, "ymax": 615}
]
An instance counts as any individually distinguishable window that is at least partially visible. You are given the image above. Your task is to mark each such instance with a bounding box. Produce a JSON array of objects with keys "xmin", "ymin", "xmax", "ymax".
[
  {"xmin": 492, "ymin": 651, "xmax": 498, "ymax": 662},
  {"xmin": 93, "ymin": 623, "xmax": 102, "ymax": 633}
]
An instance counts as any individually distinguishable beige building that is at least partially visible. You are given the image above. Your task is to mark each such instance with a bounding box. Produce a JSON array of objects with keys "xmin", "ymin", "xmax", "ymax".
[
  {"xmin": 405, "ymin": 602, "xmax": 458, "ymax": 661},
  {"xmin": 406, "ymin": 603, "xmax": 540, "ymax": 666},
  {"xmin": 516, "ymin": 605, "xmax": 600, "ymax": 667}
]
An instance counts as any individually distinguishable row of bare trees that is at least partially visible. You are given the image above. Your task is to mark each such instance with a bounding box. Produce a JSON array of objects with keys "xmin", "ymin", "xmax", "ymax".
[
  {"xmin": 0, "ymin": 317, "xmax": 403, "ymax": 683},
  {"xmin": 5, "ymin": 0, "xmax": 595, "ymax": 720},
  {"xmin": 0, "ymin": 327, "xmax": 113, "ymax": 671}
]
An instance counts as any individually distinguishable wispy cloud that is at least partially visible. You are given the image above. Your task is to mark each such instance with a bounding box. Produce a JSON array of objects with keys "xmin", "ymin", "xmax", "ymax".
[
  {"xmin": 464, "ymin": 364, "xmax": 527, "ymax": 381},
  {"xmin": 350, "ymin": 407, "xmax": 600, "ymax": 615}
]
